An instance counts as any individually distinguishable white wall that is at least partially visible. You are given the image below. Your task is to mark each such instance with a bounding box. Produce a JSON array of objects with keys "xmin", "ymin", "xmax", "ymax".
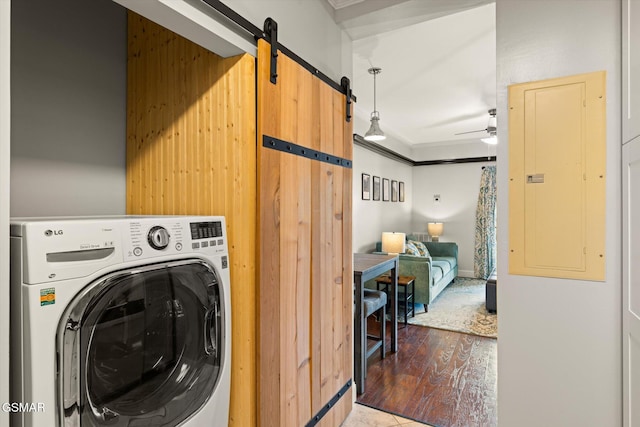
[
  {"xmin": 411, "ymin": 142, "xmax": 497, "ymax": 278},
  {"xmin": 496, "ymin": 1, "xmax": 621, "ymax": 426},
  {"xmin": 0, "ymin": 0, "xmax": 10, "ymax": 424},
  {"xmin": 412, "ymin": 162, "xmax": 493, "ymax": 277},
  {"xmin": 352, "ymin": 145, "xmax": 413, "ymax": 253},
  {"xmin": 11, "ymin": 0, "xmax": 127, "ymax": 216}
]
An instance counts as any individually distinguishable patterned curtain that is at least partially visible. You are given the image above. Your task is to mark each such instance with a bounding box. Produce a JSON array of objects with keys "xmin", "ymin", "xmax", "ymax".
[{"xmin": 474, "ymin": 166, "xmax": 497, "ymax": 279}]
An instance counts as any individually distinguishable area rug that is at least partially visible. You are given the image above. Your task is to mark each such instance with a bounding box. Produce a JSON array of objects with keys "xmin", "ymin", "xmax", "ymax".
[{"xmin": 408, "ymin": 277, "xmax": 497, "ymax": 338}]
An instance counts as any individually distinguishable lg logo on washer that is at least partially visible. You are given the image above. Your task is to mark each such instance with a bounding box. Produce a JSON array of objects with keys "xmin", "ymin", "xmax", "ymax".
[{"xmin": 44, "ymin": 229, "xmax": 63, "ymax": 237}]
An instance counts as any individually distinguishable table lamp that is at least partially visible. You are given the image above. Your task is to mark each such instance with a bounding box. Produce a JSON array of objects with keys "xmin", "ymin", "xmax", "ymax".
[
  {"xmin": 427, "ymin": 222, "xmax": 444, "ymax": 242},
  {"xmin": 381, "ymin": 232, "xmax": 406, "ymax": 255}
]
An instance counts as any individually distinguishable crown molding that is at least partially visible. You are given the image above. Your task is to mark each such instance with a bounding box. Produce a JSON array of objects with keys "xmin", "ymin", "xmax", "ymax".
[
  {"xmin": 326, "ymin": 0, "xmax": 366, "ymax": 10},
  {"xmin": 353, "ymin": 134, "xmax": 496, "ymax": 167}
]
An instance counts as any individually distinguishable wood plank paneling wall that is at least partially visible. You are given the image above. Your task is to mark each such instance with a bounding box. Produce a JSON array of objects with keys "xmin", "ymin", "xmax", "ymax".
[
  {"xmin": 257, "ymin": 39, "xmax": 353, "ymax": 427},
  {"xmin": 126, "ymin": 13, "xmax": 257, "ymax": 426}
]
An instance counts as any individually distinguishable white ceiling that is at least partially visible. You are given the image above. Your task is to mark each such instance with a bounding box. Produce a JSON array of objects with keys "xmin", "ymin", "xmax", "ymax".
[{"xmin": 332, "ymin": 0, "xmax": 496, "ymax": 147}]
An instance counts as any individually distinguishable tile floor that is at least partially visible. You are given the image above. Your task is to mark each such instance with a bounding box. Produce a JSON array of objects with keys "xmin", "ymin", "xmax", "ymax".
[{"xmin": 341, "ymin": 403, "xmax": 434, "ymax": 427}]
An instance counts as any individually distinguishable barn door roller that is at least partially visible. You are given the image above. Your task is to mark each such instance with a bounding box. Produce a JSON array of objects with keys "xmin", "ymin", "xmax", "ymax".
[
  {"xmin": 341, "ymin": 77, "xmax": 352, "ymax": 123},
  {"xmin": 263, "ymin": 17, "xmax": 278, "ymax": 84}
]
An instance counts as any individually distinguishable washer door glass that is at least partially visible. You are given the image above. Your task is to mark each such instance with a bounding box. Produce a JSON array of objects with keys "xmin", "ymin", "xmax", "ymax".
[{"xmin": 59, "ymin": 260, "xmax": 224, "ymax": 427}]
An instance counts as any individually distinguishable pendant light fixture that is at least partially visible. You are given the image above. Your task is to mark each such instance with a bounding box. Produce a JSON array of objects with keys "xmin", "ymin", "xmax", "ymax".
[{"xmin": 364, "ymin": 67, "xmax": 386, "ymax": 142}]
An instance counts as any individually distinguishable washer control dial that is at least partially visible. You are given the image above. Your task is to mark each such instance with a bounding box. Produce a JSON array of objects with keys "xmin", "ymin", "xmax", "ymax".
[{"xmin": 148, "ymin": 226, "xmax": 170, "ymax": 250}]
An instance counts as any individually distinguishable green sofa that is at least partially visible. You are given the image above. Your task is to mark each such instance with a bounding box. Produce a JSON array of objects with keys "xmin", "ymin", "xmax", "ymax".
[{"xmin": 367, "ymin": 240, "xmax": 458, "ymax": 311}]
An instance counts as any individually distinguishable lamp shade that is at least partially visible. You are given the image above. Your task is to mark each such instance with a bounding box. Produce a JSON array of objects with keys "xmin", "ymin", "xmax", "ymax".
[
  {"xmin": 381, "ymin": 232, "xmax": 406, "ymax": 254},
  {"xmin": 364, "ymin": 112, "xmax": 386, "ymax": 141},
  {"xmin": 427, "ymin": 222, "xmax": 444, "ymax": 242}
]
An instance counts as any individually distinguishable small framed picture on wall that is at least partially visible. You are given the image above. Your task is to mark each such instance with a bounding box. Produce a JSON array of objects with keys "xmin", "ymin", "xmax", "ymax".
[
  {"xmin": 399, "ymin": 181, "xmax": 405, "ymax": 202},
  {"xmin": 373, "ymin": 176, "xmax": 381, "ymax": 201},
  {"xmin": 362, "ymin": 173, "xmax": 371, "ymax": 200},
  {"xmin": 391, "ymin": 180, "xmax": 398, "ymax": 202},
  {"xmin": 382, "ymin": 178, "xmax": 390, "ymax": 201}
]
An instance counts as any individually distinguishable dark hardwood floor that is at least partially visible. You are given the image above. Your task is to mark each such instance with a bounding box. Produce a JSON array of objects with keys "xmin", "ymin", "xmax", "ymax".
[{"xmin": 357, "ymin": 321, "xmax": 497, "ymax": 427}]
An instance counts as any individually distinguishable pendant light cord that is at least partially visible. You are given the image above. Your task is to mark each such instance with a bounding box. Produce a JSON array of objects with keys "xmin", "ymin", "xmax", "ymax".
[
  {"xmin": 368, "ymin": 67, "xmax": 381, "ymax": 114},
  {"xmin": 373, "ymin": 71, "xmax": 377, "ymax": 112}
]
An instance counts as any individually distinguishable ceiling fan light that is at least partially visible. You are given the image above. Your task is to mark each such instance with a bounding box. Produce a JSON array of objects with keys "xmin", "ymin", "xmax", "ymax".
[
  {"xmin": 481, "ymin": 131, "xmax": 498, "ymax": 145},
  {"xmin": 364, "ymin": 111, "xmax": 386, "ymax": 141}
]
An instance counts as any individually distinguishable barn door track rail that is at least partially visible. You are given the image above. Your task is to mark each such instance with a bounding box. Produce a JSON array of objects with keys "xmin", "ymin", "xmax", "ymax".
[{"xmin": 200, "ymin": 0, "xmax": 355, "ymax": 122}]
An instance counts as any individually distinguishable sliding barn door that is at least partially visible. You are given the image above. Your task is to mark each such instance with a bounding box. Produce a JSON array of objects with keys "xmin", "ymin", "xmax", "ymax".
[
  {"xmin": 257, "ymin": 39, "xmax": 353, "ymax": 427},
  {"xmin": 126, "ymin": 14, "xmax": 257, "ymax": 426}
]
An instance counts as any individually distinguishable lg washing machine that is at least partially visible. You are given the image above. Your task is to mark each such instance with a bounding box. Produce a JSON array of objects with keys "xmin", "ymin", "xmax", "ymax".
[{"xmin": 9, "ymin": 216, "xmax": 231, "ymax": 427}]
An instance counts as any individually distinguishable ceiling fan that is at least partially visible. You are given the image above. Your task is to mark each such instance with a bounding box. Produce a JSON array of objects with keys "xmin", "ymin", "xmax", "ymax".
[{"xmin": 455, "ymin": 108, "xmax": 497, "ymax": 144}]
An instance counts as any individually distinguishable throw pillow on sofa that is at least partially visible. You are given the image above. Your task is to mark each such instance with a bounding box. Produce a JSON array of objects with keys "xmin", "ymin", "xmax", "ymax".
[
  {"xmin": 405, "ymin": 241, "xmax": 421, "ymax": 256},
  {"xmin": 409, "ymin": 240, "xmax": 430, "ymax": 257}
]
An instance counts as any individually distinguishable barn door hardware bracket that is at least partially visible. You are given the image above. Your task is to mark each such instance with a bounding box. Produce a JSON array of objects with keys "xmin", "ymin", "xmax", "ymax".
[
  {"xmin": 341, "ymin": 77, "xmax": 352, "ymax": 123},
  {"xmin": 263, "ymin": 135, "xmax": 352, "ymax": 169},
  {"xmin": 305, "ymin": 379, "xmax": 352, "ymax": 427},
  {"xmin": 264, "ymin": 17, "xmax": 279, "ymax": 84}
]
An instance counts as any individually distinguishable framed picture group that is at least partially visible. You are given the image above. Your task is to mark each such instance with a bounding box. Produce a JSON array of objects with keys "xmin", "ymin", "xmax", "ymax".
[{"xmin": 361, "ymin": 173, "xmax": 405, "ymax": 202}]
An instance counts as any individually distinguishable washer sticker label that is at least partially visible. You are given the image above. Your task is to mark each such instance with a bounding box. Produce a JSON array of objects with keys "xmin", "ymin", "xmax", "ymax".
[{"xmin": 40, "ymin": 288, "xmax": 55, "ymax": 306}]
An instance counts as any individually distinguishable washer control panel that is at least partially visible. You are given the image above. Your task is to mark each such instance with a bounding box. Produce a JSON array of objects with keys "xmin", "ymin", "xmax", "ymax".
[
  {"xmin": 124, "ymin": 217, "xmax": 227, "ymax": 261},
  {"xmin": 13, "ymin": 215, "xmax": 228, "ymax": 284}
]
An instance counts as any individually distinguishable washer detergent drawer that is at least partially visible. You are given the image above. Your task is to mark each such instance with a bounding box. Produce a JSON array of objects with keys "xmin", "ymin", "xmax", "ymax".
[{"xmin": 57, "ymin": 260, "xmax": 224, "ymax": 427}]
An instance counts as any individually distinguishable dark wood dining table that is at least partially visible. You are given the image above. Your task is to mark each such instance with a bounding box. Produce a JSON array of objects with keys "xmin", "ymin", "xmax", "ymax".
[{"xmin": 353, "ymin": 253, "xmax": 399, "ymax": 395}]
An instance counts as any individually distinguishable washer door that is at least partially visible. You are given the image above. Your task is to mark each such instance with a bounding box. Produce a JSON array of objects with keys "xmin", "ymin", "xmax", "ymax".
[{"xmin": 58, "ymin": 259, "xmax": 224, "ymax": 427}]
